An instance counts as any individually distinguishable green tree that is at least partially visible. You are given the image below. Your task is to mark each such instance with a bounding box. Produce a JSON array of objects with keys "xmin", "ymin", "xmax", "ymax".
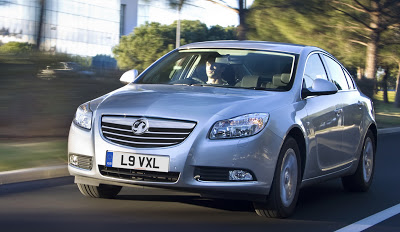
[
  {"xmin": 393, "ymin": 53, "xmax": 400, "ymax": 107},
  {"xmin": 380, "ymin": 45, "xmax": 400, "ymax": 107},
  {"xmin": 328, "ymin": 0, "xmax": 400, "ymax": 81},
  {"xmin": 174, "ymin": 20, "xmax": 208, "ymax": 45},
  {"xmin": 0, "ymin": 42, "xmax": 34, "ymax": 54},
  {"xmin": 168, "ymin": 0, "xmax": 186, "ymax": 47},
  {"xmin": 247, "ymin": 0, "xmax": 328, "ymax": 45},
  {"xmin": 167, "ymin": 0, "xmax": 250, "ymax": 40},
  {"xmin": 247, "ymin": 0, "xmax": 400, "ymax": 99},
  {"xmin": 380, "ymin": 25, "xmax": 400, "ymax": 107},
  {"xmin": 247, "ymin": 0, "xmax": 363, "ymax": 67},
  {"xmin": 208, "ymin": 25, "xmax": 237, "ymax": 41},
  {"xmin": 113, "ymin": 22, "xmax": 175, "ymax": 71},
  {"xmin": 113, "ymin": 20, "xmax": 237, "ymax": 71},
  {"xmin": 207, "ymin": 0, "xmax": 249, "ymax": 40}
]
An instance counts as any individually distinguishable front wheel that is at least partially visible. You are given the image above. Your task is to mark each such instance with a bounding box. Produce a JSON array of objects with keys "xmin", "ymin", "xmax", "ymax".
[
  {"xmin": 342, "ymin": 130, "xmax": 376, "ymax": 192},
  {"xmin": 253, "ymin": 137, "xmax": 301, "ymax": 218},
  {"xmin": 77, "ymin": 183, "xmax": 122, "ymax": 199}
]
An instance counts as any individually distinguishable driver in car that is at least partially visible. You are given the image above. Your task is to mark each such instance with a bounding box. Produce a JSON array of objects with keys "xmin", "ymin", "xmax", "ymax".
[{"xmin": 205, "ymin": 55, "xmax": 227, "ymax": 85}]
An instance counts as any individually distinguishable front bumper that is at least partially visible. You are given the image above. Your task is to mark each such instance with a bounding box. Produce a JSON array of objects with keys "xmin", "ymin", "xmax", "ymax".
[{"xmin": 68, "ymin": 119, "xmax": 283, "ymax": 199}]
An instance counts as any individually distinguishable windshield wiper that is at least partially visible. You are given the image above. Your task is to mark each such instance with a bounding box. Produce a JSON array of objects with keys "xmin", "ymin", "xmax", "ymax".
[
  {"xmin": 209, "ymin": 85, "xmax": 238, "ymax": 88},
  {"xmin": 241, "ymin": 87, "xmax": 285, "ymax": 91},
  {"xmin": 171, "ymin": 83, "xmax": 206, "ymax": 87}
]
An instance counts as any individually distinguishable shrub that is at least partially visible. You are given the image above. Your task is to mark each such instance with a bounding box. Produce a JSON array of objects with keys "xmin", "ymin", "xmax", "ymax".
[{"xmin": 0, "ymin": 42, "xmax": 34, "ymax": 54}]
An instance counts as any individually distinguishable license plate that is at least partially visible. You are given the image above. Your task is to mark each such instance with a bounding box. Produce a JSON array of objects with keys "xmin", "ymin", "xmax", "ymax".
[{"xmin": 105, "ymin": 151, "xmax": 169, "ymax": 172}]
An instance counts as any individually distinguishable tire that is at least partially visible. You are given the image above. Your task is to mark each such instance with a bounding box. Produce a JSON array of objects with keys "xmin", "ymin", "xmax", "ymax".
[
  {"xmin": 253, "ymin": 136, "xmax": 301, "ymax": 218},
  {"xmin": 77, "ymin": 183, "xmax": 122, "ymax": 199},
  {"xmin": 342, "ymin": 130, "xmax": 376, "ymax": 192}
]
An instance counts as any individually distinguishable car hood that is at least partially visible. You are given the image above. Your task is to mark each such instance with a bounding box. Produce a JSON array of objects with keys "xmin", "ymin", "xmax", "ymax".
[{"xmin": 93, "ymin": 84, "xmax": 290, "ymax": 121}]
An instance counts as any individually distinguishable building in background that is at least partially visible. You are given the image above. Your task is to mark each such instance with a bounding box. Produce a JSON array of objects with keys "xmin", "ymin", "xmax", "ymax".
[
  {"xmin": 129, "ymin": 0, "xmax": 239, "ymax": 31},
  {"xmin": 0, "ymin": 0, "xmax": 121, "ymax": 56},
  {"xmin": 120, "ymin": 0, "xmax": 221, "ymax": 36},
  {"xmin": 0, "ymin": 0, "xmax": 239, "ymax": 57},
  {"xmin": 0, "ymin": 0, "xmax": 39, "ymax": 45},
  {"xmin": 120, "ymin": 0, "xmax": 138, "ymax": 36}
]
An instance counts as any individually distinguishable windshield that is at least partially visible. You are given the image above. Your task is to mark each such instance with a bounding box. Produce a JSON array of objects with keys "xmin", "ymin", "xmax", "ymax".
[{"xmin": 136, "ymin": 49, "xmax": 296, "ymax": 91}]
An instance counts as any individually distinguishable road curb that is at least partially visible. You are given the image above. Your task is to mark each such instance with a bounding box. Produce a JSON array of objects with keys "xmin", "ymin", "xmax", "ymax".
[
  {"xmin": 0, "ymin": 127, "xmax": 399, "ymax": 185},
  {"xmin": 0, "ymin": 165, "xmax": 69, "ymax": 185}
]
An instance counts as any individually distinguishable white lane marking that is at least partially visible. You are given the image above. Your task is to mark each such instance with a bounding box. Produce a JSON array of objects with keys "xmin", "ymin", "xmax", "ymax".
[{"xmin": 335, "ymin": 203, "xmax": 400, "ymax": 232}]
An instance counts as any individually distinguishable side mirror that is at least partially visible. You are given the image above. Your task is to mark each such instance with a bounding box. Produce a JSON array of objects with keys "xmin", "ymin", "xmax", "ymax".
[
  {"xmin": 302, "ymin": 78, "xmax": 338, "ymax": 98},
  {"xmin": 120, "ymin": 69, "xmax": 138, "ymax": 84}
]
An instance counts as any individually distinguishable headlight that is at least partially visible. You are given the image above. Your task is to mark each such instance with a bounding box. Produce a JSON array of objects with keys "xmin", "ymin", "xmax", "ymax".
[
  {"xmin": 209, "ymin": 113, "xmax": 269, "ymax": 139},
  {"xmin": 73, "ymin": 102, "xmax": 93, "ymax": 130}
]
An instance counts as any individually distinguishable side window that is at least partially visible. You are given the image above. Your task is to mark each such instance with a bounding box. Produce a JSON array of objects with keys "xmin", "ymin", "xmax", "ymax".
[
  {"xmin": 322, "ymin": 55, "xmax": 349, "ymax": 90},
  {"xmin": 343, "ymin": 70, "xmax": 355, "ymax": 89},
  {"xmin": 303, "ymin": 53, "xmax": 328, "ymax": 89},
  {"xmin": 169, "ymin": 55, "xmax": 198, "ymax": 81}
]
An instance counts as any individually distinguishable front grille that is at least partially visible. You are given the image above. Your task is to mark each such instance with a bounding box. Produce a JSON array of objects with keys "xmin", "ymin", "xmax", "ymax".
[
  {"xmin": 99, "ymin": 165, "xmax": 180, "ymax": 183},
  {"xmin": 69, "ymin": 154, "xmax": 93, "ymax": 170},
  {"xmin": 101, "ymin": 116, "xmax": 196, "ymax": 148}
]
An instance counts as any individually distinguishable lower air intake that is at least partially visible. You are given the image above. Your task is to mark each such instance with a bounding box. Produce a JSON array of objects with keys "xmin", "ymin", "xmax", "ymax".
[
  {"xmin": 98, "ymin": 165, "xmax": 180, "ymax": 183},
  {"xmin": 194, "ymin": 166, "xmax": 256, "ymax": 181}
]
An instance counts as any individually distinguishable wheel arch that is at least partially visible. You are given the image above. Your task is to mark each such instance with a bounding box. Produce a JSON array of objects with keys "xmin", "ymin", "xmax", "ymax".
[
  {"xmin": 368, "ymin": 123, "xmax": 378, "ymax": 152},
  {"xmin": 285, "ymin": 127, "xmax": 307, "ymax": 180}
]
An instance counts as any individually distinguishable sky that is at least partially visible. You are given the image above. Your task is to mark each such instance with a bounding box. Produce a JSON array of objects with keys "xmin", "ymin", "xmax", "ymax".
[{"xmin": 143, "ymin": 0, "xmax": 254, "ymax": 27}]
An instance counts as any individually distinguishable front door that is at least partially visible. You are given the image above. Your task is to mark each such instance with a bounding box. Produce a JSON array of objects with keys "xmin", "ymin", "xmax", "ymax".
[{"xmin": 301, "ymin": 53, "xmax": 345, "ymax": 179}]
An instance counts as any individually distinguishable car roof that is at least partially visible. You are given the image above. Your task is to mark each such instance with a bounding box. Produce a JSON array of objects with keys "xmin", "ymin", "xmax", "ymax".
[{"xmin": 178, "ymin": 40, "xmax": 321, "ymax": 54}]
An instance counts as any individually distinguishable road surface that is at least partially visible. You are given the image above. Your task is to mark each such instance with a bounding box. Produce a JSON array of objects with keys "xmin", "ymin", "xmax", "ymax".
[{"xmin": 0, "ymin": 132, "xmax": 399, "ymax": 232}]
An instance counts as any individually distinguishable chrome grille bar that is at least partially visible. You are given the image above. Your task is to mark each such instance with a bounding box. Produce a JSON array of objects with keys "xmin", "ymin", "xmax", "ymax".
[
  {"xmin": 103, "ymin": 131, "xmax": 186, "ymax": 141},
  {"xmin": 102, "ymin": 125, "xmax": 132, "ymax": 133},
  {"xmin": 107, "ymin": 136, "xmax": 178, "ymax": 146},
  {"xmin": 101, "ymin": 116, "xmax": 196, "ymax": 148},
  {"xmin": 145, "ymin": 131, "xmax": 189, "ymax": 135},
  {"xmin": 103, "ymin": 116, "xmax": 196, "ymax": 129}
]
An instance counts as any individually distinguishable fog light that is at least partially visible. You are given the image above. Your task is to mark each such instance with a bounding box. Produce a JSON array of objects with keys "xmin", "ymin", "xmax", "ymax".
[
  {"xmin": 69, "ymin": 154, "xmax": 79, "ymax": 166},
  {"xmin": 229, "ymin": 170, "xmax": 253, "ymax": 181},
  {"xmin": 68, "ymin": 154, "xmax": 93, "ymax": 170}
]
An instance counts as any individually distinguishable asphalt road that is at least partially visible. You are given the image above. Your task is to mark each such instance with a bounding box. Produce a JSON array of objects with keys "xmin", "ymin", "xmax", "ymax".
[{"xmin": 0, "ymin": 132, "xmax": 399, "ymax": 232}]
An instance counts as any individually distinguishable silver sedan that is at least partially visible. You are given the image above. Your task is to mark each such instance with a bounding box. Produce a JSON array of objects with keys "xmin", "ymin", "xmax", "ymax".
[{"xmin": 68, "ymin": 41, "xmax": 377, "ymax": 218}]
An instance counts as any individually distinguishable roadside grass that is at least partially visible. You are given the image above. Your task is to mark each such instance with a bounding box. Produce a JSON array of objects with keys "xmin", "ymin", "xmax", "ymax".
[
  {"xmin": 0, "ymin": 139, "xmax": 67, "ymax": 172},
  {"xmin": 0, "ymin": 73, "xmax": 121, "ymax": 172},
  {"xmin": 373, "ymin": 91, "xmax": 400, "ymax": 128},
  {"xmin": 0, "ymin": 60, "xmax": 123, "ymax": 172}
]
